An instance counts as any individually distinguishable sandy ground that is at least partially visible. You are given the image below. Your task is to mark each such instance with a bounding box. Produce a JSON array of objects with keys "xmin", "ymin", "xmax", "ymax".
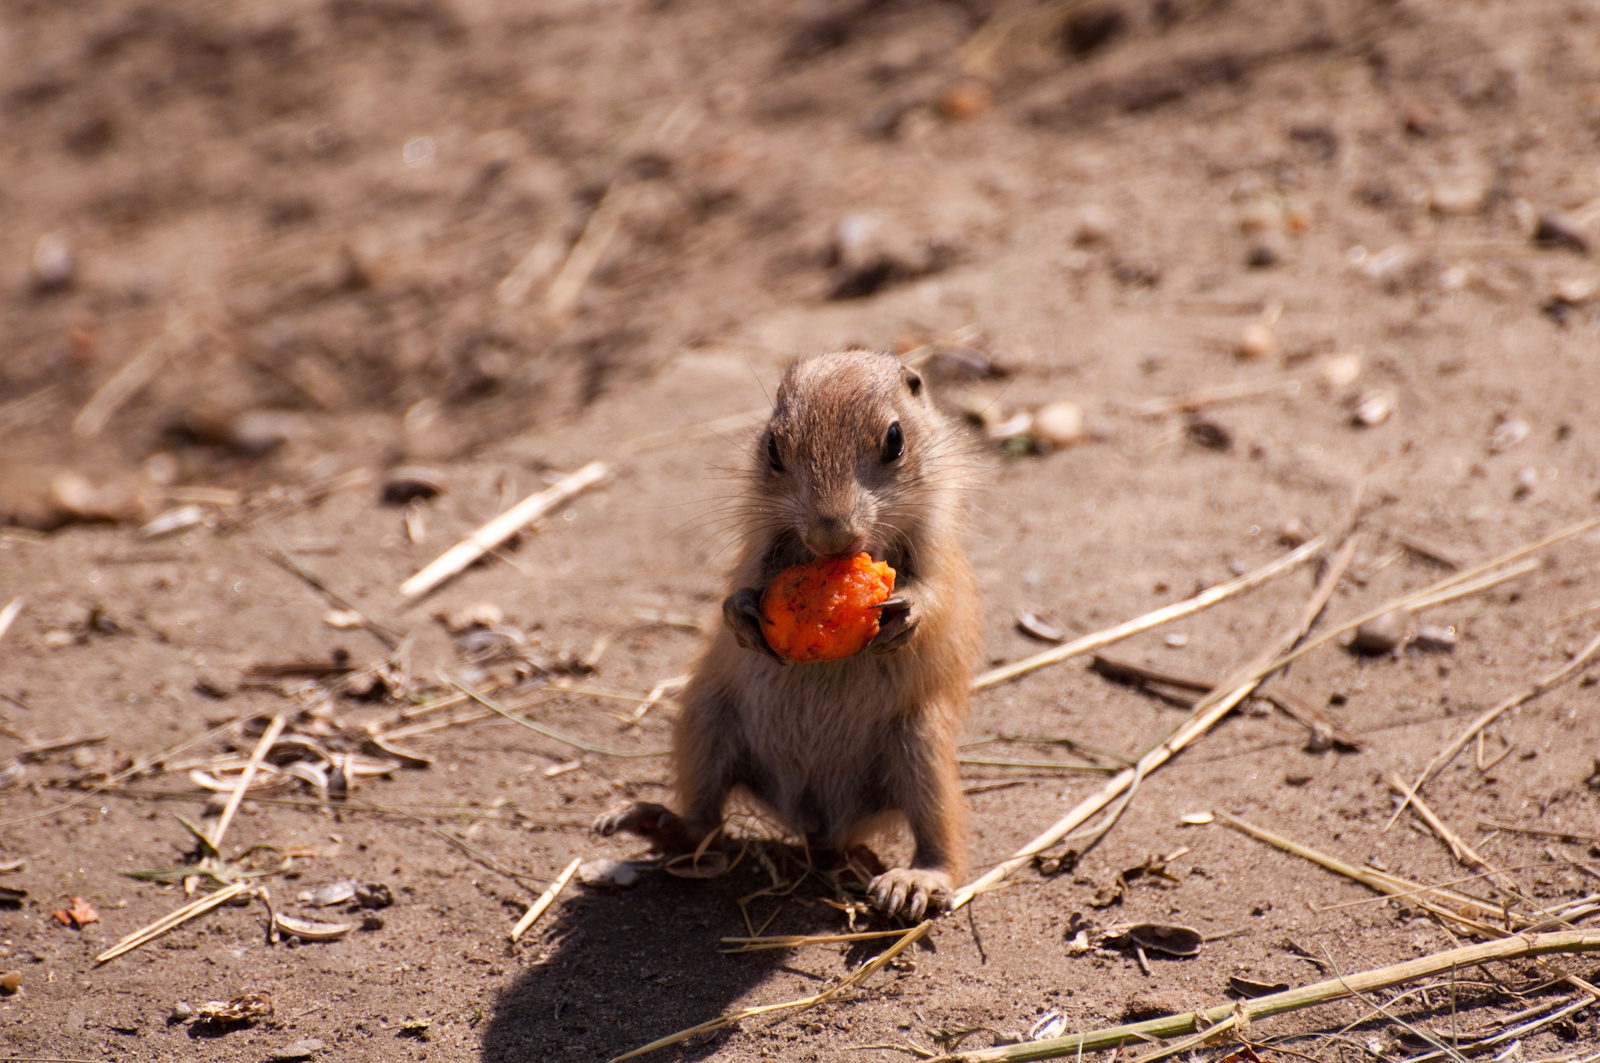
[{"xmin": 2, "ymin": 0, "xmax": 1600, "ymax": 1060}]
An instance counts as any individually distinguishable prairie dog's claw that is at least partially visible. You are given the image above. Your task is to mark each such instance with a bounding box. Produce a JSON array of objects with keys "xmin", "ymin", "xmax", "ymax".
[
  {"xmin": 869, "ymin": 867, "xmax": 951, "ymax": 921},
  {"xmin": 592, "ymin": 801, "xmax": 675, "ymax": 837}
]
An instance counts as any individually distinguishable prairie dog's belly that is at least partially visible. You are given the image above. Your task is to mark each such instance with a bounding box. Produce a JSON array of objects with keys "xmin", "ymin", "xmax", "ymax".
[{"xmin": 731, "ymin": 658, "xmax": 905, "ymax": 846}]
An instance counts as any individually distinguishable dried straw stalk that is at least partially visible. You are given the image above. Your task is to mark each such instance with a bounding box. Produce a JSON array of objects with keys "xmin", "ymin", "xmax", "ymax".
[
  {"xmin": 399, "ymin": 461, "xmax": 609, "ymax": 599},
  {"xmin": 972, "ymin": 536, "xmax": 1327, "ymax": 690},
  {"xmin": 509, "ymin": 856, "xmax": 581, "ymax": 942},
  {"xmin": 929, "ymin": 931, "xmax": 1600, "ymax": 1063},
  {"xmin": 947, "ymin": 536, "xmax": 1356, "ymax": 911},
  {"xmin": 1386, "ymin": 627, "xmax": 1600, "ymax": 830},
  {"xmin": 608, "ymin": 919, "xmax": 931, "ymax": 1063}
]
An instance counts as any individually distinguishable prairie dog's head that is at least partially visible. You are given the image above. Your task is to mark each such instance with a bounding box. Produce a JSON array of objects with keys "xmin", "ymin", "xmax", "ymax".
[{"xmin": 758, "ymin": 349, "xmax": 962, "ymax": 567}]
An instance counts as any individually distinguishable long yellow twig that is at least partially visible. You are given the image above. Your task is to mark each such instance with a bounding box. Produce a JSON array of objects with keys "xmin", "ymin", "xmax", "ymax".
[
  {"xmin": 1386, "ymin": 627, "xmax": 1600, "ymax": 830},
  {"xmin": 972, "ymin": 536, "xmax": 1326, "ymax": 690},
  {"xmin": 929, "ymin": 931, "xmax": 1600, "ymax": 1062},
  {"xmin": 948, "ymin": 536, "xmax": 1356, "ymax": 910}
]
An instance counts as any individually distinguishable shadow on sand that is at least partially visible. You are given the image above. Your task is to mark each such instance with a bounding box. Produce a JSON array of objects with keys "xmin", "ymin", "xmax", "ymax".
[{"xmin": 482, "ymin": 852, "xmax": 832, "ymax": 1062}]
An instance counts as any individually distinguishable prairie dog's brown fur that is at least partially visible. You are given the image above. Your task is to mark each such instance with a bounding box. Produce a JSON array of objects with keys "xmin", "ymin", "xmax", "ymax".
[{"xmin": 597, "ymin": 349, "xmax": 980, "ymax": 918}]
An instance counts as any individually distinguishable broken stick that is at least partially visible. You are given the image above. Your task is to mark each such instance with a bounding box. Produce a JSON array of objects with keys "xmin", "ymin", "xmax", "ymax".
[
  {"xmin": 399, "ymin": 461, "xmax": 610, "ymax": 599},
  {"xmin": 972, "ymin": 536, "xmax": 1326, "ymax": 690},
  {"xmin": 947, "ymin": 536, "xmax": 1355, "ymax": 910}
]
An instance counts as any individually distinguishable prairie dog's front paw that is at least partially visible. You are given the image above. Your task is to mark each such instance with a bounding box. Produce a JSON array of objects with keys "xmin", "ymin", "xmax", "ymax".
[
  {"xmin": 869, "ymin": 867, "xmax": 952, "ymax": 921},
  {"xmin": 868, "ymin": 595, "xmax": 918, "ymax": 653},
  {"xmin": 723, "ymin": 588, "xmax": 783, "ymax": 661}
]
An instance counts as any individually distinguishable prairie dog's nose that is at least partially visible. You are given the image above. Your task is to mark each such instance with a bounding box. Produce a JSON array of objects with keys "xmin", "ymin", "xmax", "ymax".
[{"xmin": 804, "ymin": 515, "xmax": 864, "ymax": 558}]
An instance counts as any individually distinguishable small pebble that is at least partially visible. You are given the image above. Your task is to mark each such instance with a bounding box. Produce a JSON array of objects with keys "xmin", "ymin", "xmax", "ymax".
[
  {"xmin": 170, "ymin": 1001, "xmax": 194, "ymax": 1023},
  {"xmin": 1032, "ymin": 401, "xmax": 1085, "ymax": 448},
  {"xmin": 1236, "ymin": 322, "xmax": 1278, "ymax": 361},
  {"xmin": 1163, "ymin": 632, "xmax": 1189, "ymax": 648},
  {"xmin": 936, "ymin": 78, "xmax": 991, "ymax": 119},
  {"xmin": 1488, "ymin": 419, "xmax": 1528, "ymax": 452},
  {"xmin": 228, "ymin": 410, "xmax": 303, "ymax": 457},
  {"xmin": 0, "ymin": 970, "xmax": 21, "ymax": 994},
  {"xmin": 270, "ymin": 1038, "xmax": 327, "ymax": 1061},
  {"xmin": 360, "ymin": 913, "xmax": 385, "ymax": 931},
  {"xmin": 1245, "ymin": 239, "xmax": 1282, "ymax": 269},
  {"xmin": 1074, "ymin": 204, "xmax": 1116, "ymax": 245},
  {"xmin": 984, "ymin": 410, "xmax": 1033, "ymax": 442},
  {"xmin": 1352, "ymin": 391, "xmax": 1395, "ymax": 427},
  {"xmin": 1550, "ymin": 277, "xmax": 1599, "ymax": 305},
  {"xmin": 31, "ymin": 232, "xmax": 75, "ymax": 291},
  {"xmin": 1534, "ymin": 211, "xmax": 1589, "ymax": 253},
  {"xmin": 578, "ymin": 858, "xmax": 640, "ymax": 888},
  {"xmin": 1236, "ymin": 196, "xmax": 1283, "ymax": 234},
  {"xmin": 1320, "ymin": 352, "xmax": 1362, "ymax": 389},
  {"xmin": 381, "ymin": 467, "xmax": 445, "ymax": 505},
  {"xmin": 1278, "ymin": 518, "xmax": 1310, "ymax": 547},
  {"xmin": 1429, "ymin": 178, "xmax": 1485, "ymax": 216},
  {"xmin": 1413, "ymin": 626, "xmax": 1457, "ymax": 652},
  {"xmin": 1513, "ymin": 466, "xmax": 1539, "ymax": 500},
  {"xmin": 1351, "ymin": 608, "xmax": 1410, "ymax": 654},
  {"xmin": 355, "ymin": 882, "xmax": 394, "ymax": 909},
  {"xmin": 1186, "ymin": 419, "xmax": 1233, "ymax": 451}
]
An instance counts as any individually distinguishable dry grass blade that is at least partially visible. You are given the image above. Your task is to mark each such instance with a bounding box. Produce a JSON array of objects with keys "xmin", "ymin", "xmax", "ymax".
[
  {"xmin": 1384, "ymin": 773, "xmax": 1520, "ymax": 895},
  {"xmin": 1390, "ymin": 994, "xmax": 1593, "ymax": 1063},
  {"xmin": 949, "ymin": 536, "xmax": 1355, "ymax": 910},
  {"xmin": 545, "ymin": 184, "xmax": 631, "ymax": 321},
  {"xmin": 94, "ymin": 879, "xmax": 252, "ymax": 964},
  {"xmin": 1129, "ymin": 367, "xmax": 1312, "ymax": 417},
  {"xmin": 0, "ymin": 717, "xmax": 241, "ymax": 829},
  {"xmin": 926, "ymin": 930, "xmax": 1600, "ymax": 1062},
  {"xmin": 509, "ymin": 856, "xmax": 581, "ymax": 942},
  {"xmin": 399, "ymin": 461, "xmax": 609, "ymax": 599},
  {"xmin": 264, "ymin": 547, "xmax": 404, "ymax": 649},
  {"xmin": 721, "ymin": 928, "xmax": 923, "ymax": 953},
  {"xmin": 1216, "ymin": 810, "xmax": 1517, "ymax": 932},
  {"xmin": 972, "ymin": 536, "xmax": 1326, "ymax": 690},
  {"xmin": 1257, "ymin": 516, "xmax": 1600, "ymax": 685},
  {"xmin": 209, "ymin": 715, "xmax": 286, "ymax": 852},
  {"xmin": 956, "ymin": 756, "xmax": 1116, "ymax": 772},
  {"xmin": 447, "ymin": 676, "xmax": 667, "ymax": 758},
  {"xmin": 72, "ymin": 313, "xmax": 190, "ymax": 438},
  {"xmin": 0, "ymin": 597, "xmax": 21, "ymax": 643},
  {"xmin": 624, "ymin": 407, "xmax": 769, "ymax": 455},
  {"xmin": 608, "ymin": 920, "xmax": 931, "ymax": 1063},
  {"xmin": 1218, "ymin": 810, "xmax": 1600, "ymax": 1000},
  {"xmin": 1386, "ymin": 627, "xmax": 1600, "ymax": 831}
]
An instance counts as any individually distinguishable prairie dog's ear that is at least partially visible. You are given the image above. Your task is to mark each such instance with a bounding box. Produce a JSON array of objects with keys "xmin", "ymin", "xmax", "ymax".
[{"xmin": 901, "ymin": 364, "xmax": 924, "ymax": 400}]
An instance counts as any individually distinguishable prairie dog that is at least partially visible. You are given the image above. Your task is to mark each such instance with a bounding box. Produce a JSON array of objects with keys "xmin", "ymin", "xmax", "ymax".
[{"xmin": 597, "ymin": 349, "xmax": 979, "ymax": 919}]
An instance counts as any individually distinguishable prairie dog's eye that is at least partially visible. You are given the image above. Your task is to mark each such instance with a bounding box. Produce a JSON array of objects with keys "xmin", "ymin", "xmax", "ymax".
[
  {"xmin": 882, "ymin": 421, "xmax": 904, "ymax": 462},
  {"xmin": 766, "ymin": 434, "xmax": 785, "ymax": 472}
]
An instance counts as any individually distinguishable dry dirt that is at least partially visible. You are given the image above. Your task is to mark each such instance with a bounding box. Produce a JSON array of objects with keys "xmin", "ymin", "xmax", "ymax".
[{"xmin": 3, "ymin": 0, "xmax": 1600, "ymax": 1060}]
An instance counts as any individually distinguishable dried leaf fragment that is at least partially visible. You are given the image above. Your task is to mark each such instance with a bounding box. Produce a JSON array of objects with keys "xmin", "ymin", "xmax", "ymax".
[
  {"xmin": 272, "ymin": 913, "xmax": 354, "ymax": 942},
  {"xmin": 1105, "ymin": 922, "xmax": 1203, "ymax": 957},
  {"xmin": 1228, "ymin": 974, "xmax": 1289, "ymax": 997},
  {"xmin": 54, "ymin": 896, "xmax": 99, "ymax": 928},
  {"xmin": 195, "ymin": 993, "xmax": 273, "ymax": 1024}
]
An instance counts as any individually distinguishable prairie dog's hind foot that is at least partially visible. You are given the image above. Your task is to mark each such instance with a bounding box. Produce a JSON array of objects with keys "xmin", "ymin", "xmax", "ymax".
[
  {"xmin": 869, "ymin": 867, "xmax": 953, "ymax": 921},
  {"xmin": 592, "ymin": 801, "xmax": 700, "ymax": 854}
]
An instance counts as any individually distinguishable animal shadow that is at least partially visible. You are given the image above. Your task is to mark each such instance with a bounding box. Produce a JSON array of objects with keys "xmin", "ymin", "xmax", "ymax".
[{"xmin": 481, "ymin": 847, "xmax": 868, "ymax": 1061}]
